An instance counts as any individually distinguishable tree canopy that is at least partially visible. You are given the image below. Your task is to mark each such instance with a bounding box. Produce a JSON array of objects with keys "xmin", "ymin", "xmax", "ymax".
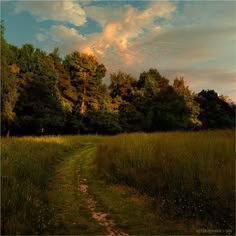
[{"xmin": 1, "ymin": 24, "xmax": 235, "ymax": 136}]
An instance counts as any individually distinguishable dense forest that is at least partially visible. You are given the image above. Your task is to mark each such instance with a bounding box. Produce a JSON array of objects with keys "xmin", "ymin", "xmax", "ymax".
[{"xmin": 1, "ymin": 24, "xmax": 235, "ymax": 136}]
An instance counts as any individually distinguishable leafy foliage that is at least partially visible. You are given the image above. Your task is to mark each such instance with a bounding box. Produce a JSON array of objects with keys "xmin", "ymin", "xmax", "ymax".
[
  {"xmin": 13, "ymin": 45, "xmax": 64, "ymax": 135},
  {"xmin": 196, "ymin": 90, "xmax": 235, "ymax": 129},
  {"xmin": 1, "ymin": 23, "xmax": 235, "ymax": 136},
  {"xmin": 1, "ymin": 24, "xmax": 18, "ymax": 136}
]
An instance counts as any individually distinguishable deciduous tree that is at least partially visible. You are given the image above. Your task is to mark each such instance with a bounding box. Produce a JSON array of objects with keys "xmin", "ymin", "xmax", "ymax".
[{"xmin": 1, "ymin": 23, "xmax": 18, "ymax": 137}]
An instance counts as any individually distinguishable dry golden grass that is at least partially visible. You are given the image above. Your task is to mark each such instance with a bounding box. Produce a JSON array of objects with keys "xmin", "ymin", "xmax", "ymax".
[
  {"xmin": 1, "ymin": 135, "xmax": 101, "ymax": 234},
  {"xmin": 95, "ymin": 130, "xmax": 235, "ymax": 229}
]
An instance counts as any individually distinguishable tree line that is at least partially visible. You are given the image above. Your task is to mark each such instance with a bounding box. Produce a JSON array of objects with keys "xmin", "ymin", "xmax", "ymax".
[{"xmin": 1, "ymin": 24, "xmax": 235, "ymax": 136}]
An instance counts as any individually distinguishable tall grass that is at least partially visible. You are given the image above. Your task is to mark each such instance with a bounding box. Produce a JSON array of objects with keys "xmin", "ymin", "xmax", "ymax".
[
  {"xmin": 1, "ymin": 135, "xmax": 101, "ymax": 235},
  {"xmin": 95, "ymin": 130, "xmax": 235, "ymax": 229}
]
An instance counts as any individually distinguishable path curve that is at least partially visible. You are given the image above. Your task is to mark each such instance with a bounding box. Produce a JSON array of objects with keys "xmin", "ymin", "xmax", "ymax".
[{"xmin": 77, "ymin": 158, "xmax": 129, "ymax": 236}]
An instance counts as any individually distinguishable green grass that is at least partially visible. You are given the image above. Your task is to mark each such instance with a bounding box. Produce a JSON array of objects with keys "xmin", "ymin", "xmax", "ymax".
[
  {"xmin": 1, "ymin": 134, "xmax": 205, "ymax": 235},
  {"xmin": 2, "ymin": 131, "xmax": 235, "ymax": 235},
  {"xmin": 46, "ymin": 145, "xmax": 105, "ymax": 235},
  {"xmin": 95, "ymin": 130, "xmax": 235, "ymax": 230},
  {"xmin": 1, "ymin": 135, "xmax": 102, "ymax": 234},
  {"xmin": 79, "ymin": 146, "xmax": 203, "ymax": 235}
]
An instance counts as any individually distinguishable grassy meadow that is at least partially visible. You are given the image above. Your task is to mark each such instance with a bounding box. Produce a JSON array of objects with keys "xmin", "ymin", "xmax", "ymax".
[
  {"xmin": 1, "ymin": 135, "xmax": 102, "ymax": 234},
  {"xmin": 1, "ymin": 130, "xmax": 235, "ymax": 234},
  {"xmin": 95, "ymin": 130, "xmax": 235, "ymax": 229}
]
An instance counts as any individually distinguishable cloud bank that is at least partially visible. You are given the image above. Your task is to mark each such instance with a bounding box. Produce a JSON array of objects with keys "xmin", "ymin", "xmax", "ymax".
[{"xmin": 13, "ymin": 0, "xmax": 236, "ymax": 100}]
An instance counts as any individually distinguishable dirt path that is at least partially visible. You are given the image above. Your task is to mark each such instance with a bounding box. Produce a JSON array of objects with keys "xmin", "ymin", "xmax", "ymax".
[
  {"xmin": 47, "ymin": 144, "xmax": 128, "ymax": 235},
  {"xmin": 47, "ymin": 141, "xmax": 197, "ymax": 235},
  {"xmin": 77, "ymin": 162, "xmax": 128, "ymax": 236}
]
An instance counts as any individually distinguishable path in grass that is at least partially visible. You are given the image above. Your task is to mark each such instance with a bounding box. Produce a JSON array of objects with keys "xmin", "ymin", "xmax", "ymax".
[
  {"xmin": 77, "ymin": 148, "xmax": 128, "ymax": 236},
  {"xmin": 46, "ymin": 141, "xmax": 199, "ymax": 235},
  {"xmin": 46, "ymin": 143, "xmax": 128, "ymax": 235}
]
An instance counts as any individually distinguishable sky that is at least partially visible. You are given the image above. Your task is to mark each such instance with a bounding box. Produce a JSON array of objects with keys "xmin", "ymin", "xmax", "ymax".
[{"xmin": 1, "ymin": 0, "xmax": 236, "ymax": 101}]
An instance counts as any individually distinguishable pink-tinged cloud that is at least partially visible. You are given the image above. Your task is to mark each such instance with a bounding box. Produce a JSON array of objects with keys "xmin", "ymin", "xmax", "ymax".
[{"xmin": 32, "ymin": 1, "xmax": 235, "ymax": 101}]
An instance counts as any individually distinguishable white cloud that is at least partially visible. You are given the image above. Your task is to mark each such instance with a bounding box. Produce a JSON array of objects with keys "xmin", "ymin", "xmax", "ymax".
[
  {"xmin": 33, "ymin": 1, "xmax": 235, "ymax": 101},
  {"xmin": 39, "ymin": 1, "xmax": 176, "ymax": 67},
  {"xmin": 85, "ymin": 1, "xmax": 175, "ymax": 27},
  {"xmin": 15, "ymin": 1, "xmax": 86, "ymax": 26},
  {"xmin": 50, "ymin": 25, "xmax": 85, "ymax": 42},
  {"xmin": 39, "ymin": 24, "xmax": 86, "ymax": 54},
  {"xmin": 137, "ymin": 1, "xmax": 176, "ymax": 20},
  {"xmin": 78, "ymin": 1, "xmax": 176, "ymax": 67}
]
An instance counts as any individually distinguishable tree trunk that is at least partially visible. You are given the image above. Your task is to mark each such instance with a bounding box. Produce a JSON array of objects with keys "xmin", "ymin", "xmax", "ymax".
[
  {"xmin": 80, "ymin": 71, "xmax": 87, "ymax": 115},
  {"xmin": 6, "ymin": 129, "xmax": 10, "ymax": 138},
  {"xmin": 40, "ymin": 127, "xmax": 44, "ymax": 136},
  {"xmin": 80, "ymin": 85, "xmax": 86, "ymax": 114}
]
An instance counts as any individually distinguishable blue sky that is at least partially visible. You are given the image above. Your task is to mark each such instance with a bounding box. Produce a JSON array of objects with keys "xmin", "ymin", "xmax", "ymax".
[{"xmin": 1, "ymin": 0, "xmax": 236, "ymax": 101}]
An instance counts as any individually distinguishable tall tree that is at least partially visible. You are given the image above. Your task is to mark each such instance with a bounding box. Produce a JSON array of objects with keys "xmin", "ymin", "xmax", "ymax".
[
  {"xmin": 130, "ymin": 69, "xmax": 169, "ymax": 131},
  {"xmin": 138, "ymin": 68, "xmax": 169, "ymax": 95},
  {"xmin": 64, "ymin": 52, "xmax": 106, "ymax": 116},
  {"xmin": 196, "ymin": 90, "xmax": 235, "ymax": 129},
  {"xmin": 14, "ymin": 45, "xmax": 64, "ymax": 134},
  {"xmin": 145, "ymin": 86, "xmax": 190, "ymax": 131},
  {"xmin": 109, "ymin": 71, "xmax": 145, "ymax": 132},
  {"xmin": 64, "ymin": 51, "xmax": 106, "ymax": 133},
  {"xmin": 49, "ymin": 48, "xmax": 77, "ymax": 132},
  {"xmin": 1, "ymin": 23, "xmax": 18, "ymax": 137},
  {"xmin": 109, "ymin": 71, "xmax": 136, "ymax": 100},
  {"xmin": 1, "ymin": 23, "xmax": 235, "ymax": 135},
  {"xmin": 173, "ymin": 77, "xmax": 202, "ymax": 129}
]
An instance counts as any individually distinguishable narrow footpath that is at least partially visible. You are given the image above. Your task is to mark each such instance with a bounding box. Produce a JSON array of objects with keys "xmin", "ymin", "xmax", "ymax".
[
  {"xmin": 46, "ymin": 142, "xmax": 198, "ymax": 235},
  {"xmin": 77, "ymin": 148, "xmax": 128, "ymax": 236},
  {"xmin": 46, "ymin": 144, "xmax": 128, "ymax": 235}
]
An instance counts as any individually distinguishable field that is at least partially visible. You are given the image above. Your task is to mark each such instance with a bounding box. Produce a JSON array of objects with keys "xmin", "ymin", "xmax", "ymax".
[
  {"xmin": 1, "ymin": 135, "xmax": 102, "ymax": 234},
  {"xmin": 1, "ymin": 130, "xmax": 235, "ymax": 235},
  {"xmin": 95, "ymin": 130, "xmax": 235, "ymax": 229}
]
